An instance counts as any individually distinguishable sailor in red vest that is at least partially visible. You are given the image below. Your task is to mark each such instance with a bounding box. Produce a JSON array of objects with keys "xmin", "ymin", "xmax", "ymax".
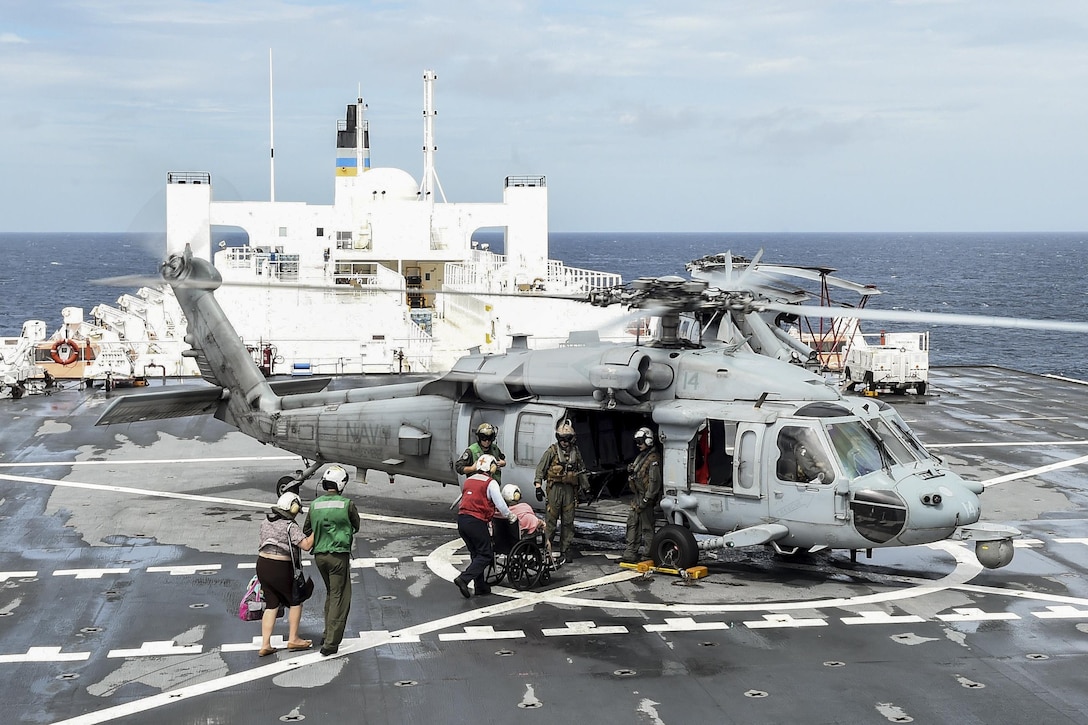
[{"xmin": 454, "ymin": 454, "xmax": 517, "ymax": 598}]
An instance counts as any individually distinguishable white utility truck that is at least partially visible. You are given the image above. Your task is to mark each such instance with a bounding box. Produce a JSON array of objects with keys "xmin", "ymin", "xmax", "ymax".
[{"xmin": 843, "ymin": 331, "xmax": 929, "ymax": 395}]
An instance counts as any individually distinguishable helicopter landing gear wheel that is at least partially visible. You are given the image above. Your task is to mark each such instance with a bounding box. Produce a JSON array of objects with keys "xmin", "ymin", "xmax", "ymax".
[
  {"xmin": 507, "ymin": 539, "xmax": 545, "ymax": 590},
  {"xmin": 650, "ymin": 524, "xmax": 699, "ymax": 570}
]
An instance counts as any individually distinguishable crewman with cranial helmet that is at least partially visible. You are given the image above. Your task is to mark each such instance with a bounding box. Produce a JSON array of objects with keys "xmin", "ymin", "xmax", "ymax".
[
  {"xmin": 454, "ymin": 422, "xmax": 507, "ymax": 481},
  {"xmin": 620, "ymin": 427, "xmax": 663, "ymax": 564},
  {"xmin": 533, "ymin": 419, "xmax": 589, "ymax": 564}
]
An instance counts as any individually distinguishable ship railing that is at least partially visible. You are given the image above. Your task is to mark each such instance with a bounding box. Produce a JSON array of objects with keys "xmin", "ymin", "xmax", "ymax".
[
  {"xmin": 167, "ymin": 171, "xmax": 211, "ymax": 185},
  {"xmin": 504, "ymin": 175, "xmax": 546, "ymax": 188},
  {"xmin": 442, "ymin": 255, "xmax": 622, "ymax": 296}
]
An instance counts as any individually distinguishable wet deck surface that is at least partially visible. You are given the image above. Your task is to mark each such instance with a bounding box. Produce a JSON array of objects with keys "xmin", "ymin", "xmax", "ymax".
[{"xmin": 1, "ymin": 366, "xmax": 1087, "ymax": 724}]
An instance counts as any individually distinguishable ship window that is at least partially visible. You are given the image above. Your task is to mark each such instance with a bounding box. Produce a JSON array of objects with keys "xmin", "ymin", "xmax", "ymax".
[
  {"xmin": 316, "ymin": 227, "xmax": 324, "ymax": 237},
  {"xmin": 372, "ymin": 335, "xmax": 385, "ymax": 341},
  {"xmin": 278, "ymin": 227, "xmax": 287, "ymax": 237}
]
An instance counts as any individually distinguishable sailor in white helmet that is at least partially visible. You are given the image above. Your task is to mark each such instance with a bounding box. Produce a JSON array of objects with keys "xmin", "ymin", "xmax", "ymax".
[
  {"xmin": 454, "ymin": 454, "xmax": 517, "ymax": 598},
  {"xmin": 620, "ymin": 427, "xmax": 663, "ymax": 564},
  {"xmin": 301, "ymin": 464, "xmax": 360, "ymax": 656}
]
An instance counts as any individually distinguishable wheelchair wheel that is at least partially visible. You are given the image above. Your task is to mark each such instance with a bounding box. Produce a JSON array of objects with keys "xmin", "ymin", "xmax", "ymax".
[
  {"xmin": 485, "ymin": 554, "xmax": 507, "ymax": 586},
  {"xmin": 507, "ymin": 539, "xmax": 544, "ymax": 590}
]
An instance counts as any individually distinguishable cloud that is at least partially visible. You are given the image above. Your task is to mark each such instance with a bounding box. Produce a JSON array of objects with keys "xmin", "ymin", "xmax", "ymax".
[{"xmin": 0, "ymin": 32, "xmax": 30, "ymax": 44}]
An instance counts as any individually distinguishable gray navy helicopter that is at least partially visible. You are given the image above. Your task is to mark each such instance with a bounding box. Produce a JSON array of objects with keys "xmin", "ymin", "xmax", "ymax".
[{"xmin": 98, "ymin": 245, "xmax": 1086, "ymax": 573}]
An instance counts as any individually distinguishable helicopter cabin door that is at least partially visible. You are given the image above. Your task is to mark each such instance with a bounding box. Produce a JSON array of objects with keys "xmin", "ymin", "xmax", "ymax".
[{"xmin": 767, "ymin": 421, "xmax": 843, "ymax": 529}]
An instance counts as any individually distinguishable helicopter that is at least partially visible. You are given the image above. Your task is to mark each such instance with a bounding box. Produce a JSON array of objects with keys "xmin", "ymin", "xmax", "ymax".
[{"xmin": 97, "ymin": 244, "xmax": 1088, "ymax": 573}]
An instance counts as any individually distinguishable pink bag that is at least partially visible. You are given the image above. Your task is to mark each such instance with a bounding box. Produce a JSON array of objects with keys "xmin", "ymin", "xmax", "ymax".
[{"xmin": 238, "ymin": 575, "xmax": 265, "ymax": 621}]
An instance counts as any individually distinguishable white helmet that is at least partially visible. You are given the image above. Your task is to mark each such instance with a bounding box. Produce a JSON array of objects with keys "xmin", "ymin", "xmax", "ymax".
[
  {"xmin": 276, "ymin": 491, "xmax": 302, "ymax": 516},
  {"xmin": 475, "ymin": 454, "xmax": 497, "ymax": 475},
  {"xmin": 501, "ymin": 483, "xmax": 521, "ymax": 504},
  {"xmin": 634, "ymin": 427, "xmax": 655, "ymax": 447},
  {"xmin": 321, "ymin": 464, "xmax": 349, "ymax": 494}
]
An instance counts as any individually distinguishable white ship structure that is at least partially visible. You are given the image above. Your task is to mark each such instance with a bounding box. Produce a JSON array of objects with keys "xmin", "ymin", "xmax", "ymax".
[{"xmin": 164, "ymin": 69, "xmax": 628, "ymax": 375}]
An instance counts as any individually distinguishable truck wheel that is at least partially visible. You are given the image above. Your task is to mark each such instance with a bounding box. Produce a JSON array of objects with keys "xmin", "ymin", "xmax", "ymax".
[{"xmin": 915, "ymin": 381, "xmax": 927, "ymax": 396}]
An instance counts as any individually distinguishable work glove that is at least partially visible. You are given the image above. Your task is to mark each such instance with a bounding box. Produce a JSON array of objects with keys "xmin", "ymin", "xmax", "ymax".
[
  {"xmin": 535, "ymin": 485, "xmax": 545, "ymax": 501},
  {"xmin": 507, "ymin": 511, "xmax": 518, "ymax": 524}
]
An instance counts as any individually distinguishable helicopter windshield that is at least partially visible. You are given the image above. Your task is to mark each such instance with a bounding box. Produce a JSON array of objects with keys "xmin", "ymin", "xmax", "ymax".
[
  {"xmin": 883, "ymin": 410, "xmax": 936, "ymax": 461},
  {"xmin": 864, "ymin": 416, "xmax": 916, "ymax": 465},
  {"xmin": 826, "ymin": 420, "xmax": 884, "ymax": 478}
]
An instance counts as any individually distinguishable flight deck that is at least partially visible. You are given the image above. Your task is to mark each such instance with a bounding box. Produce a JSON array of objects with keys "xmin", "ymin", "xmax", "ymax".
[{"xmin": 1, "ymin": 366, "xmax": 1086, "ymax": 725}]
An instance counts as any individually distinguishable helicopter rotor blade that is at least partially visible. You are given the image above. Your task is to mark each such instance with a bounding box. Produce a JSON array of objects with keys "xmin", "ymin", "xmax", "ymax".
[{"xmin": 759, "ymin": 301, "xmax": 1088, "ymax": 334}]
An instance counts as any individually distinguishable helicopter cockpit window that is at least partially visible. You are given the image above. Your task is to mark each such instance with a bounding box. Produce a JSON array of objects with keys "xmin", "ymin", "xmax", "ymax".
[
  {"xmin": 693, "ymin": 419, "xmax": 737, "ymax": 488},
  {"xmin": 865, "ymin": 416, "xmax": 916, "ymax": 465},
  {"xmin": 826, "ymin": 421, "xmax": 884, "ymax": 478},
  {"xmin": 884, "ymin": 410, "xmax": 935, "ymax": 461},
  {"xmin": 776, "ymin": 426, "xmax": 835, "ymax": 484}
]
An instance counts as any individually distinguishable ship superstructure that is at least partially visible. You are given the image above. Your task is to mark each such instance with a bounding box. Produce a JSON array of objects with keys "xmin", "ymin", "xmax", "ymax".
[{"xmin": 165, "ymin": 70, "xmax": 626, "ymax": 374}]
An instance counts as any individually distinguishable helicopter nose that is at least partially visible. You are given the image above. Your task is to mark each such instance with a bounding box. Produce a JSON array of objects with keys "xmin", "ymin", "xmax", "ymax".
[{"xmin": 894, "ymin": 472, "xmax": 982, "ymax": 546}]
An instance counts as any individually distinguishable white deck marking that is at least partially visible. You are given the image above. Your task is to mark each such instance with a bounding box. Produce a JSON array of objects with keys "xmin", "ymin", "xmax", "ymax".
[
  {"xmin": 644, "ymin": 617, "xmax": 730, "ymax": 632},
  {"xmin": 935, "ymin": 608, "xmax": 1020, "ymax": 622},
  {"xmin": 542, "ymin": 621, "xmax": 629, "ymax": 637},
  {"xmin": 147, "ymin": 565, "xmax": 222, "ymax": 576},
  {"xmin": 1031, "ymin": 605, "xmax": 1088, "ymax": 619},
  {"xmin": 107, "ymin": 641, "xmax": 203, "ymax": 658},
  {"xmin": 0, "ymin": 571, "xmax": 36, "ymax": 582},
  {"xmin": 350, "ymin": 557, "xmax": 400, "ymax": 568},
  {"xmin": 54, "ymin": 568, "xmax": 130, "ymax": 580},
  {"xmin": 0, "ymin": 472, "xmax": 457, "ymax": 529},
  {"xmin": 840, "ymin": 611, "xmax": 925, "ymax": 625},
  {"xmin": 980, "ymin": 453, "xmax": 1088, "ymax": 488},
  {"xmin": 952, "ymin": 582, "xmax": 1088, "ymax": 607},
  {"xmin": 50, "ymin": 564, "xmax": 638, "ymax": 725},
  {"xmin": 1054, "ymin": 538, "xmax": 1088, "ymax": 546},
  {"xmin": 0, "ymin": 456, "xmax": 296, "ymax": 468},
  {"xmin": 1012, "ymin": 538, "xmax": 1044, "ymax": 548},
  {"xmin": 221, "ymin": 636, "xmax": 289, "ymax": 653},
  {"xmin": 743, "ymin": 614, "xmax": 827, "ymax": 629},
  {"xmin": 438, "ymin": 625, "xmax": 526, "ymax": 641},
  {"xmin": 0, "ymin": 646, "xmax": 90, "ymax": 663},
  {"xmin": 928, "ymin": 439, "xmax": 1088, "ymax": 449}
]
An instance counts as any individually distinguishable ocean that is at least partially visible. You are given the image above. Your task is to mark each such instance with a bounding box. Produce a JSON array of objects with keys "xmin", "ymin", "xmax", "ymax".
[{"xmin": 2, "ymin": 231, "xmax": 1087, "ymax": 380}]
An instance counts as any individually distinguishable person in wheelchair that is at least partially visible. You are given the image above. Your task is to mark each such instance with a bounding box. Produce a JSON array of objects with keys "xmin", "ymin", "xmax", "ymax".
[{"xmin": 500, "ymin": 484, "xmax": 548, "ymax": 543}]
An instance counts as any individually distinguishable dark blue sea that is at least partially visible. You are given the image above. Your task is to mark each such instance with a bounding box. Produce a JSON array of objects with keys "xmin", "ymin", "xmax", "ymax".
[{"xmin": 2, "ymin": 231, "xmax": 1086, "ymax": 380}]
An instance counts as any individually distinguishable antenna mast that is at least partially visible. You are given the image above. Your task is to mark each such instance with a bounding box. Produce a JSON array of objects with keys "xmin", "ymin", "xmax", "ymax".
[
  {"xmin": 420, "ymin": 69, "xmax": 446, "ymax": 203},
  {"xmin": 269, "ymin": 49, "xmax": 276, "ymax": 202}
]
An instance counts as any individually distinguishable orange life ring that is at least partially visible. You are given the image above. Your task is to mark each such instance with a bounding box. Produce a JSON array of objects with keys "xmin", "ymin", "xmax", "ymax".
[{"xmin": 50, "ymin": 339, "xmax": 80, "ymax": 365}]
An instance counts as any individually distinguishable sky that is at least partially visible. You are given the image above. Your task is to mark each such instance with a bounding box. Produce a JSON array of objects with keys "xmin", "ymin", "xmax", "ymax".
[{"xmin": 2, "ymin": 0, "xmax": 1088, "ymax": 233}]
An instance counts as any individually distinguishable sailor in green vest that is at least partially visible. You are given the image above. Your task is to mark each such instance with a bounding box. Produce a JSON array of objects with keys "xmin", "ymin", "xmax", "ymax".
[
  {"xmin": 301, "ymin": 464, "xmax": 360, "ymax": 656},
  {"xmin": 454, "ymin": 422, "xmax": 507, "ymax": 481}
]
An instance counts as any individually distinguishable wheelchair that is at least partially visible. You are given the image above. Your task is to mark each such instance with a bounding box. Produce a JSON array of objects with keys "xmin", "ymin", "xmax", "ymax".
[{"xmin": 484, "ymin": 519, "xmax": 562, "ymax": 591}]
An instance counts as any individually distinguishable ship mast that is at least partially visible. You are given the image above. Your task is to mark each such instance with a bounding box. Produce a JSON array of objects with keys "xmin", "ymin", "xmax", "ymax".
[
  {"xmin": 420, "ymin": 69, "xmax": 447, "ymax": 203},
  {"xmin": 269, "ymin": 49, "xmax": 276, "ymax": 202}
]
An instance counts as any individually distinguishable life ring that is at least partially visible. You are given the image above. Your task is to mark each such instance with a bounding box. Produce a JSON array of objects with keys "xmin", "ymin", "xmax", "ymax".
[{"xmin": 50, "ymin": 339, "xmax": 80, "ymax": 365}]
